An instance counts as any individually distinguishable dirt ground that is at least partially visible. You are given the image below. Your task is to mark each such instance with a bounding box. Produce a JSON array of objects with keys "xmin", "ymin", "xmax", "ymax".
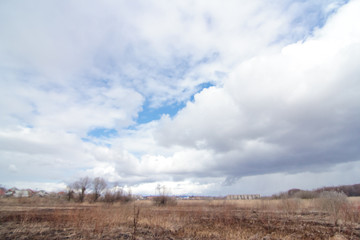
[{"xmin": 0, "ymin": 198, "xmax": 359, "ymax": 239}]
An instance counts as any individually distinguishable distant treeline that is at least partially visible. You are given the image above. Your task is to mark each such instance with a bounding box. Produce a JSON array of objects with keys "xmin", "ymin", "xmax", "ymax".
[
  {"xmin": 273, "ymin": 183, "xmax": 360, "ymax": 199},
  {"xmin": 315, "ymin": 184, "xmax": 360, "ymax": 197}
]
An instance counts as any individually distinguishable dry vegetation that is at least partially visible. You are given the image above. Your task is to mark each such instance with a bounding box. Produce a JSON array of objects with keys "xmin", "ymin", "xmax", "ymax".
[{"xmin": 1, "ymin": 195, "xmax": 360, "ymax": 240}]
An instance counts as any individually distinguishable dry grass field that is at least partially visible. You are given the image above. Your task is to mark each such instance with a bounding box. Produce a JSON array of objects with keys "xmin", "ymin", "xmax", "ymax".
[{"xmin": 0, "ymin": 197, "xmax": 360, "ymax": 239}]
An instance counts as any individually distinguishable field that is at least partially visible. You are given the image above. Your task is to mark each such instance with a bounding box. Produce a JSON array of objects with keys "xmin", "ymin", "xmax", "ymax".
[{"xmin": 1, "ymin": 197, "xmax": 360, "ymax": 239}]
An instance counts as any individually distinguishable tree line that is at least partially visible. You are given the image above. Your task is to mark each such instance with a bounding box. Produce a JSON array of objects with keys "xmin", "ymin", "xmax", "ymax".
[
  {"xmin": 66, "ymin": 177, "xmax": 132, "ymax": 203},
  {"xmin": 272, "ymin": 183, "xmax": 360, "ymax": 199}
]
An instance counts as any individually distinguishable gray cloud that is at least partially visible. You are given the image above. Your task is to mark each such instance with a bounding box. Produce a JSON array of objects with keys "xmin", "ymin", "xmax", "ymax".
[
  {"xmin": 155, "ymin": 0, "xmax": 360, "ymax": 183},
  {"xmin": 0, "ymin": 0, "xmax": 358, "ymax": 195}
]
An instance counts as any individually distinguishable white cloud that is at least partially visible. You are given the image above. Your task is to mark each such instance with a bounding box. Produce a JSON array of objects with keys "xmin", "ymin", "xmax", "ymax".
[
  {"xmin": 8, "ymin": 164, "xmax": 17, "ymax": 173},
  {"xmin": 4, "ymin": 181, "xmax": 68, "ymax": 193},
  {"xmin": 0, "ymin": 0, "xmax": 358, "ymax": 195},
  {"xmin": 154, "ymin": 0, "xmax": 360, "ymax": 183},
  {"xmin": 131, "ymin": 180, "xmax": 217, "ymax": 196}
]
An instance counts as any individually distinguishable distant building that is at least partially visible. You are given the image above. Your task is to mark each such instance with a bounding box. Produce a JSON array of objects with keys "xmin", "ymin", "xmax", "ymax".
[
  {"xmin": 226, "ymin": 194, "xmax": 260, "ymax": 200},
  {"xmin": 36, "ymin": 190, "xmax": 48, "ymax": 197},
  {"xmin": 5, "ymin": 188, "xmax": 18, "ymax": 197},
  {"xmin": 5, "ymin": 188, "xmax": 32, "ymax": 198},
  {"xmin": 0, "ymin": 188, "xmax": 6, "ymax": 197}
]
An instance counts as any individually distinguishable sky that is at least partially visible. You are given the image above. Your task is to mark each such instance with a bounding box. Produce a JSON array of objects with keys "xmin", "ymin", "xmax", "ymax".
[{"xmin": 1, "ymin": 0, "xmax": 360, "ymax": 196}]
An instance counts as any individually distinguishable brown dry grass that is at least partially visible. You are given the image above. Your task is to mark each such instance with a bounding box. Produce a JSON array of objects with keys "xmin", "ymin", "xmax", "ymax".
[{"xmin": 0, "ymin": 197, "xmax": 359, "ymax": 239}]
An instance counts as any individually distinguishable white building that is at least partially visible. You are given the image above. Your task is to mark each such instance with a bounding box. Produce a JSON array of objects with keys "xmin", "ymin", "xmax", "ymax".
[{"xmin": 226, "ymin": 194, "xmax": 260, "ymax": 200}]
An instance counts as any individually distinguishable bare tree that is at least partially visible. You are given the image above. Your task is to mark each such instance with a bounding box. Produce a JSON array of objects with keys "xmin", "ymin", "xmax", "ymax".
[
  {"xmin": 153, "ymin": 185, "xmax": 176, "ymax": 206},
  {"xmin": 66, "ymin": 184, "xmax": 75, "ymax": 202},
  {"xmin": 74, "ymin": 177, "xmax": 91, "ymax": 203},
  {"xmin": 93, "ymin": 177, "xmax": 107, "ymax": 202}
]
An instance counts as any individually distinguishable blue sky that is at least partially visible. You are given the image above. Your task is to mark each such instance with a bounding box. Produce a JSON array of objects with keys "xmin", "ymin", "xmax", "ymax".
[
  {"xmin": 136, "ymin": 82, "xmax": 214, "ymax": 124},
  {"xmin": 1, "ymin": 0, "xmax": 360, "ymax": 195}
]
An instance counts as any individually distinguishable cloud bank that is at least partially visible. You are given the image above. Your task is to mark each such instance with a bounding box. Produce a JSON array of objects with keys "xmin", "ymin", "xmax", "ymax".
[{"xmin": 0, "ymin": 0, "xmax": 359, "ymax": 195}]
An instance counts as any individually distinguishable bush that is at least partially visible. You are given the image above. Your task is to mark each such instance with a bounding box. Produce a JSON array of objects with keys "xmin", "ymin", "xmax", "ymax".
[
  {"xmin": 293, "ymin": 190, "xmax": 319, "ymax": 199},
  {"xmin": 153, "ymin": 195, "xmax": 177, "ymax": 206},
  {"xmin": 270, "ymin": 192, "xmax": 289, "ymax": 199},
  {"xmin": 316, "ymin": 191, "xmax": 349, "ymax": 224},
  {"xmin": 279, "ymin": 198, "xmax": 300, "ymax": 215},
  {"xmin": 103, "ymin": 189, "xmax": 133, "ymax": 204}
]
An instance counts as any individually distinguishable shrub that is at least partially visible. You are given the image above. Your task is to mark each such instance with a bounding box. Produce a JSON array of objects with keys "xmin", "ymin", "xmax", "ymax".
[
  {"xmin": 279, "ymin": 198, "xmax": 300, "ymax": 215},
  {"xmin": 270, "ymin": 192, "xmax": 289, "ymax": 199},
  {"xmin": 103, "ymin": 189, "xmax": 133, "ymax": 204},
  {"xmin": 152, "ymin": 195, "xmax": 177, "ymax": 206},
  {"xmin": 316, "ymin": 191, "xmax": 349, "ymax": 224},
  {"xmin": 293, "ymin": 190, "xmax": 319, "ymax": 199}
]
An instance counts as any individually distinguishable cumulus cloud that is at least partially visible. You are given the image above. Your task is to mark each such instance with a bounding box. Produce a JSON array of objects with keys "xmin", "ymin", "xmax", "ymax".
[
  {"xmin": 0, "ymin": 0, "xmax": 359, "ymax": 195},
  {"xmin": 155, "ymin": 0, "xmax": 360, "ymax": 185}
]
